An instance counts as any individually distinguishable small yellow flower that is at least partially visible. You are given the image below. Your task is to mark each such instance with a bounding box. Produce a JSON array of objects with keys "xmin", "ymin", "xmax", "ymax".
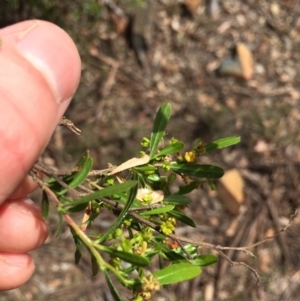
[{"xmin": 184, "ymin": 151, "xmax": 196, "ymax": 163}]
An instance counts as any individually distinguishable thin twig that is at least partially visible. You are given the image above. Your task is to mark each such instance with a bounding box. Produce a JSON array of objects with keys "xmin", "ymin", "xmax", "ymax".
[
  {"xmin": 33, "ymin": 162, "xmax": 113, "ymax": 177},
  {"xmin": 58, "ymin": 116, "xmax": 81, "ymax": 135},
  {"xmin": 33, "ymin": 162, "xmax": 76, "ymax": 176},
  {"xmin": 217, "ymin": 251, "xmax": 260, "ymax": 285}
]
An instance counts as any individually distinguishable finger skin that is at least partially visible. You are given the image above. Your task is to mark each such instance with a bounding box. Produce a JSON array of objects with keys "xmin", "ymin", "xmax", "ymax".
[
  {"xmin": 0, "ymin": 20, "xmax": 81, "ymax": 204},
  {"xmin": 0, "ymin": 198, "xmax": 47, "ymax": 290},
  {"xmin": 0, "ymin": 253, "xmax": 34, "ymax": 291},
  {"xmin": 0, "ymin": 20, "xmax": 81, "ymax": 290},
  {"xmin": 0, "ymin": 199, "xmax": 48, "ymax": 253},
  {"xmin": 9, "ymin": 175, "xmax": 39, "ymax": 200}
]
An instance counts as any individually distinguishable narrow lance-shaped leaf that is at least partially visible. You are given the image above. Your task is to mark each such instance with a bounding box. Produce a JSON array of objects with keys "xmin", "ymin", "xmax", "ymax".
[
  {"xmin": 71, "ymin": 228, "xmax": 83, "ymax": 265},
  {"xmin": 58, "ymin": 150, "xmax": 93, "ymax": 195},
  {"xmin": 107, "ymin": 192, "xmax": 142, "ymax": 208},
  {"xmin": 72, "ymin": 150, "xmax": 93, "ymax": 187},
  {"xmin": 133, "ymin": 165, "xmax": 157, "ymax": 173},
  {"xmin": 55, "ymin": 211, "xmax": 64, "ymax": 238},
  {"xmin": 61, "ymin": 181, "xmax": 137, "ymax": 211},
  {"xmin": 97, "ymin": 177, "xmax": 138, "ymax": 243},
  {"xmin": 101, "ymin": 246, "xmax": 149, "ymax": 267},
  {"xmin": 149, "ymin": 103, "xmax": 171, "ymax": 158},
  {"xmin": 74, "ymin": 240, "xmax": 82, "ymax": 265},
  {"xmin": 154, "ymin": 141, "xmax": 184, "ymax": 158},
  {"xmin": 168, "ymin": 210, "xmax": 196, "ymax": 228},
  {"xmin": 175, "ymin": 181, "xmax": 199, "ymax": 195},
  {"xmin": 41, "ymin": 190, "xmax": 50, "ymax": 219},
  {"xmin": 91, "ymin": 254, "xmax": 99, "ymax": 276},
  {"xmin": 104, "ymin": 270, "xmax": 124, "ymax": 301},
  {"xmin": 153, "ymin": 262, "xmax": 202, "ymax": 285},
  {"xmin": 163, "ymin": 195, "xmax": 191, "ymax": 206},
  {"xmin": 75, "ymin": 249, "xmax": 82, "ymax": 265},
  {"xmin": 140, "ymin": 205, "xmax": 175, "ymax": 216},
  {"xmin": 170, "ymin": 163, "xmax": 224, "ymax": 179},
  {"xmin": 204, "ymin": 136, "xmax": 241, "ymax": 153},
  {"xmin": 189, "ymin": 254, "xmax": 218, "ymax": 267}
]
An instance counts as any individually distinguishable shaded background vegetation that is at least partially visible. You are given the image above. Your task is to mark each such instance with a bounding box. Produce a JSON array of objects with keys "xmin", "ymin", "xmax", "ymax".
[{"xmin": 1, "ymin": 0, "xmax": 300, "ymax": 300}]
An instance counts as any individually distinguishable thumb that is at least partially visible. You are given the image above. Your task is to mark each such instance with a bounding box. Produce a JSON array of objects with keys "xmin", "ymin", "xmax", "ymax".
[{"xmin": 0, "ymin": 20, "xmax": 81, "ymax": 204}]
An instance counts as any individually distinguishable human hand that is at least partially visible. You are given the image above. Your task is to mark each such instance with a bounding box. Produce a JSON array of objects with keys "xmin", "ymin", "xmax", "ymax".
[{"xmin": 0, "ymin": 20, "xmax": 81, "ymax": 290}]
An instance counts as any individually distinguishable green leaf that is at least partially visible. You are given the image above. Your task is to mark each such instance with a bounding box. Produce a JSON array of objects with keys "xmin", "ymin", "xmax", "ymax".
[
  {"xmin": 147, "ymin": 174, "xmax": 161, "ymax": 182},
  {"xmin": 207, "ymin": 179, "xmax": 216, "ymax": 190},
  {"xmin": 108, "ymin": 192, "xmax": 142, "ymax": 208},
  {"xmin": 168, "ymin": 210, "xmax": 196, "ymax": 227},
  {"xmin": 149, "ymin": 103, "xmax": 171, "ymax": 158},
  {"xmin": 133, "ymin": 165, "xmax": 157, "ymax": 173},
  {"xmin": 97, "ymin": 178, "xmax": 138, "ymax": 243},
  {"xmin": 153, "ymin": 262, "xmax": 202, "ymax": 285},
  {"xmin": 46, "ymin": 178, "xmax": 65, "ymax": 194},
  {"xmin": 62, "ymin": 181, "xmax": 137, "ymax": 211},
  {"xmin": 55, "ymin": 211, "xmax": 64, "ymax": 238},
  {"xmin": 91, "ymin": 254, "xmax": 99, "ymax": 276},
  {"xmin": 62, "ymin": 203, "xmax": 87, "ymax": 213},
  {"xmin": 72, "ymin": 150, "xmax": 93, "ymax": 186},
  {"xmin": 75, "ymin": 249, "xmax": 82, "ymax": 265},
  {"xmin": 73, "ymin": 236, "xmax": 82, "ymax": 265},
  {"xmin": 71, "ymin": 227, "xmax": 83, "ymax": 265},
  {"xmin": 104, "ymin": 270, "xmax": 124, "ymax": 301},
  {"xmin": 59, "ymin": 195, "xmax": 74, "ymax": 203},
  {"xmin": 204, "ymin": 136, "xmax": 241, "ymax": 153},
  {"xmin": 102, "ymin": 246, "xmax": 149, "ymax": 267},
  {"xmin": 140, "ymin": 205, "xmax": 175, "ymax": 216},
  {"xmin": 170, "ymin": 163, "xmax": 224, "ymax": 179},
  {"xmin": 163, "ymin": 251, "xmax": 185, "ymax": 262},
  {"xmin": 163, "ymin": 195, "xmax": 191, "ymax": 206},
  {"xmin": 41, "ymin": 190, "xmax": 50, "ymax": 219},
  {"xmin": 154, "ymin": 141, "xmax": 184, "ymax": 158},
  {"xmin": 189, "ymin": 254, "xmax": 218, "ymax": 267},
  {"xmin": 176, "ymin": 181, "xmax": 199, "ymax": 195},
  {"xmin": 58, "ymin": 151, "xmax": 93, "ymax": 195}
]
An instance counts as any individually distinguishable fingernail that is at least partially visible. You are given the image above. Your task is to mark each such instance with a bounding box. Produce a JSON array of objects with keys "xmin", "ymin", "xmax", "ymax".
[{"xmin": 16, "ymin": 21, "xmax": 79, "ymax": 104}]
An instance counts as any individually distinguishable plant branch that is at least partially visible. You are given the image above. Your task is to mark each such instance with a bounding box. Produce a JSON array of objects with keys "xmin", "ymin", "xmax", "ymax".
[
  {"xmin": 30, "ymin": 165, "xmax": 297, "ymax": 285},
  {"xmin": 30, "ymin": 171, "xmax": 135, "ymax": 288}
]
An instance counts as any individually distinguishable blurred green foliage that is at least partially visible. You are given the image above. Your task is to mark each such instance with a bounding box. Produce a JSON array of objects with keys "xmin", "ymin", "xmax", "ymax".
[
  {"xmin": 1, "ymin": 0, "xmax": 100, "ymax": 28},
  {"xmin": 1, "ymin": 0, "xmax": 146, "ymax": 29}
]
